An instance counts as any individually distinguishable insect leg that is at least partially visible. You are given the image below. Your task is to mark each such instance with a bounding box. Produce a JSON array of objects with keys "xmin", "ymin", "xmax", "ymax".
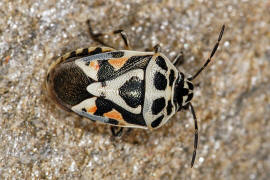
[
  {"xmin": 144, "ymin": 44, "xmax": 161, "ymax": 53},
  {"xmin": 172, "ymin": 51, "xmax": 184, "ymax": 66},
  {"xmin": 189, "ymin": 103, "xmax": 198, "ymax": 168},
  {"xmin": 110, "ymin": 126, "xmax": 124, "ymax": 137},
  {"xmin": 87, "ymin": 20, "xmax": 130, "ymax": 49},
  {"xmin": 113, "ymin": 29, "xmax": 130, "ymax": 50},
  {"xmin": 153, "ymin": 44, "xmax": 161, "ymax": 53}
]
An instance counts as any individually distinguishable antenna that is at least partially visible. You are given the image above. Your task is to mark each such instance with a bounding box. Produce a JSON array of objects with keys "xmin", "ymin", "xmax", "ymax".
[
  {"xmin": 189, "ymin": 103, "xmax": 198, "ymax": 168},
  {"xmin": 189, "ymin": 25, "xmax": 225, "ymax": 81}
]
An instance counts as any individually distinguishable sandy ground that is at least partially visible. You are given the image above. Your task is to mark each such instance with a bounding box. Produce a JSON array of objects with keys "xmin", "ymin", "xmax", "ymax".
[{"xmin": 1, "ymin": 0, "xmax": 270, "ymax": 179}]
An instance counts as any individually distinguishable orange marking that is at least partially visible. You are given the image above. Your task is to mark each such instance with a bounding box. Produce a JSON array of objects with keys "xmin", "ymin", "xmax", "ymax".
[
  {"xmin": 108, "ymin": 57, "xmax": 129, "ymax": 69},
  {"xmin": 87, "ymin": 106, "xmax": 97, "ymax": 114},
  {"xmin": 90, "ymin": 61, "xmax": 99, "ymax": 71},
  {"xmin": 104, "ymin": 109, "xmax": 124, "ymax": 121}
]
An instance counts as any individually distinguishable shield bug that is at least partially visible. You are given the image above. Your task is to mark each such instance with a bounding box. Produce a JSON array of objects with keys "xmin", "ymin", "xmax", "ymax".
[{"xmin": 46, "ymin": 20, "xmax": 225, "ymax": 167}]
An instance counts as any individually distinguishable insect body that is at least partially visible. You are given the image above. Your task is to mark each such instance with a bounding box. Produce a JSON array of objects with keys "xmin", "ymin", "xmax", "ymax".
[{"xmin": 46, "ymin": 20, "xmax": 225, "ymax": 167}]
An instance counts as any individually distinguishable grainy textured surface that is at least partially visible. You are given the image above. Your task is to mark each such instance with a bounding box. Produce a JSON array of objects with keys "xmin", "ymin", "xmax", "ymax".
[{"xmin": 1, "ymin": 0, "xmax": 270, "ymax": 179}]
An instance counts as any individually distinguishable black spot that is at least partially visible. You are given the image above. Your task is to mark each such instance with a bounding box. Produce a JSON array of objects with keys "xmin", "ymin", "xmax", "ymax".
[
  {"xmin": 151, "ymin": 115, "xmax": 164, "ymax": 128},
  {"xmin": 94, "ymin": 97, "xmax": 113, "ymax": 116},
  {"xmin": 82, "ymin": 108, "xmax": 87, "ymax": 112},
  {"xmin": 111, "ymin": 51, "xmax": 124, "ymax": 58},
  {"xmin": 119, "ymin": 76, "xmax": 144, "ymax": 108},
  {"xmin": 154, "ymin": 72, "xmax": 167, "ymax": 90},
  {"xmin": 152, "ymin": 98, "xmax": 165, "ymax": 115},
  {"xmin": 186, "ymin": 93, "xmax": 193, "ymax": 102},
  {"xmin": 167, "ymin": 100, "xmax": 173, "ymax": 115},
  {"xmin": 108, "ymin": 119, "xmax": 119, "ymax": 125},
  {"xmin": 182, "ymin": 88, "xmax": 189, "ymax": 96},
  {"xmin": 169, "ymin": 70, "xmax": 175, "ymax": 86},
  {"xmin": 70, "ymin": 51, "xmax": 76, "ymax": 58},
  {"xmin": 77, "ymin": 48, "xmax": 89, "ymax": 57},
  {"xmin": 187, "ymin": 81, "xmax": 194, "ymax": 90},
  {"xmin": 156, "ymin": 56, "xmax": 168, "ymax": 71},
  {"xmin": 89, "ymin": 47, "xmax": 103, "ymax": 56}
]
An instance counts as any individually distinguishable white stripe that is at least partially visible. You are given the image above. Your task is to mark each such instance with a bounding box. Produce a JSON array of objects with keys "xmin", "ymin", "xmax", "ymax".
[{"xmin": 87, "ymin": 69, "xmax": 144, "ymax": 114}]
